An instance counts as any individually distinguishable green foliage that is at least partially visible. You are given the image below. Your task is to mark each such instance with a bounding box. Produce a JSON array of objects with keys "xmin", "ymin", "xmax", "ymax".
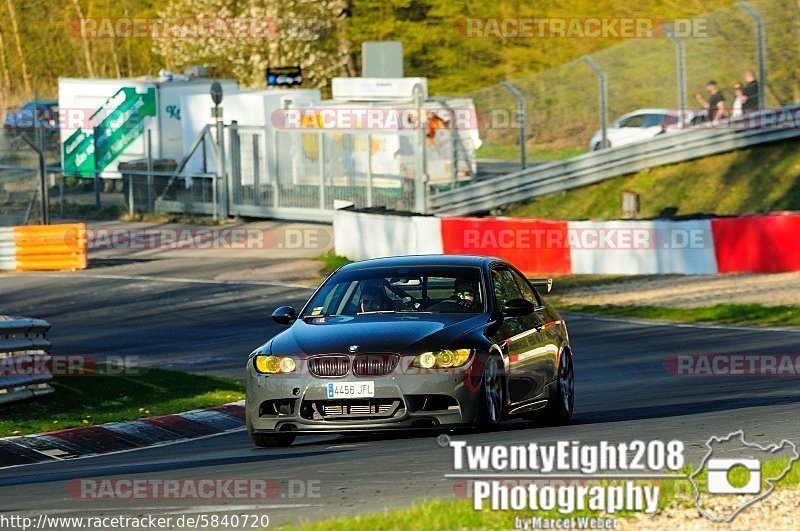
[
  {"xmin": 317, "ymin": 251, "xmax": 352, "ymax": 275},
  {"xmin": 0, "ymin": 0, "xmax": 738, "ymax": 104}
]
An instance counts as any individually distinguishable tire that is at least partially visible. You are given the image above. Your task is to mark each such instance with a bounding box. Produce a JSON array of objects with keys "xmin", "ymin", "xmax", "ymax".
[
  {"xmin": 539, "ymin": 349, "xmax": 574, "ymax": 425},
  {"xmin": 477, "ymin": 355, "xmax": 506, "ymax": 428},
  {"xmin": 246, "ymin": 410, "xmax": 296, "ymax": 448}
]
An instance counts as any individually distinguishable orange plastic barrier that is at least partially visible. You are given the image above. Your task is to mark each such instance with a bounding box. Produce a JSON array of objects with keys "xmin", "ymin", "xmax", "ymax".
[{"xmin": 5, "ymin": 223, "xmax": 88, "ymax": 271}]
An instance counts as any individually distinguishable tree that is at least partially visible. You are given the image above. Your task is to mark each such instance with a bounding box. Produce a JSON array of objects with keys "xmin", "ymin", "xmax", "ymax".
[{"xmin": 152, "ymin": 0, "xmax": 351, "ymax": 89}]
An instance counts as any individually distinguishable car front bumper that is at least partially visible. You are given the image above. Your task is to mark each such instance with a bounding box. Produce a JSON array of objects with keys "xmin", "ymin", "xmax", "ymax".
[{"xmin": 245, "ymin": 355, "xmax": 483, "ymax": 434}]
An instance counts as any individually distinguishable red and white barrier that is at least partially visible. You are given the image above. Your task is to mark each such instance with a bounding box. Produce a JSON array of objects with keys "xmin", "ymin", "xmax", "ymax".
[
  {"xmin": 333, "ymin": 210, "xmax": 800, "ymax": 275},
  {"xmin": 711, "ymin": 214, "xmax": 800, "ymax": 273},
  {"xmin": 441, "ymin": 217, "xmax": 571, "ymax": 275},
  {"xmin": 567, "ymin": 220, "xmax": 718, "ymax": 275},
  {"xmin": 333, "ymin": 211, "xmax": 443, "ymax": 261}
]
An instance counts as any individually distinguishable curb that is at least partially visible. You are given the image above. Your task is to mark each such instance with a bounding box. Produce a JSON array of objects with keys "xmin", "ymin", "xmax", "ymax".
[{"xmin": 0, "ymin": 401, "xmax": 245, "ymax": 469}]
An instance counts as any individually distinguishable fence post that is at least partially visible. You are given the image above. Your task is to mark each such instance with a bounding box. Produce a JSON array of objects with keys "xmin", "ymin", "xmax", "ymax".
[
  {"xmin": 145, "ymin": 129, "xmax": 153, "ymax": 211},
  {"xmin": 92, "ymin": 129, "xmax": 101, "ymax": 208},
  {"xmin": 665, "ymin": 27, "xmax": 687, "ymax": 128},
  {"xmin": 737, "ymin": 1, "xmax": 767, "ymax": 109},
  {"xmin": 582, "ymin": 56, "xmax": 609, "ymax": 149},
  {"xmin": 413, "ymin": 83, "xmax": 427, "ymax": 213},
  {"xmin": 212, "ymin": 105, "xmax": 228, "ymax": 219},
  {"xmin": 271, "ymin": 131, "xmax": 280, "ymax": 208},
  {"xmin": 36, "ymin": 117, "xmax": 49, "ymax": 224},
  {"xmin": 127, "ymin": 173, "xmax": 134, "ymax": 217},
  {"xmin": 501, "ymin": 81, "xmax": 527, "ymax": 170},
  {"xmin": 366, "ymin": 133, "xmax": 373, "ymax": 207},
  {"xmin": 318, "ymin": 132, "xmax": 326, "ymax": 210},
  {"xmin": 18, "ymin": 109, "xmax": 50, "ymax": 224},
  {"xmin": 59, "ymin": 173, "xmax": 65, "ymax": 218},
  {"xmin": 229, "ymin": 120, "xmax": 240, "ymax": 211}
]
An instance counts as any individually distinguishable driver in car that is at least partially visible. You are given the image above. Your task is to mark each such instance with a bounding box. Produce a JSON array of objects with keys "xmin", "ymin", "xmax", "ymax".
[
  {"xmin": 452, "ymin": 279, "xmax": 479, "ymax": 310},
  {"xmin": 359, "ymin": 282, "xmax": 394, "ymax": 313}
]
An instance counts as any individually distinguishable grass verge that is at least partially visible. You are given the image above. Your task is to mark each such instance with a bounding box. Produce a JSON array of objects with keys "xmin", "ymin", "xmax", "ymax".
[
  {"xmin": 0, "ymin": 367, "xmax": 244, "ymax": 438},
  {"xmin": 476, "ymin": 142, "xmax": 585, "ymax": 162},
  {"xmin": 289, "ymin": 456, "xmax": 800, "ymax": 530},
  {"xmin": 554, "ymin": 302, "xmax": 800, "ymax": 328}
]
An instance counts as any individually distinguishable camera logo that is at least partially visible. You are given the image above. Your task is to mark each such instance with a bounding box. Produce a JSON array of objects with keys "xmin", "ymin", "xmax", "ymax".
[
  {"xmin": 689, "ymin": 430, "xmax": 798, "ymax": 523},
  {"xmin": 706, "ymin": 458, "xmax": 761, "ymax": 494}
]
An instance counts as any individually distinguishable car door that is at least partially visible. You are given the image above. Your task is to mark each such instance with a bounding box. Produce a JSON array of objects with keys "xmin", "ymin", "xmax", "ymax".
[
  {"xmin": 489, "ymin": 266, "xmax": 541, "ymax": 404},
  {"xmin": 612, "ymin": 114, "xmax": 647, "ymax": 146},
  {"xmin": 510, "ymin": 269, "xmax": 559, "ymax": 397}
]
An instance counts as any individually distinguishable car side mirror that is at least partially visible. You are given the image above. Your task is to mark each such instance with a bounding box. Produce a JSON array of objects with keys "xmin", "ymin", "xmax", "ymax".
[
  {"xmin": 271, "ymin": 306, "xmax": 297, "ymax": 325},
  {"xmin": 502, "ymin": 298, "xmax": 535, "ymax": 317}
]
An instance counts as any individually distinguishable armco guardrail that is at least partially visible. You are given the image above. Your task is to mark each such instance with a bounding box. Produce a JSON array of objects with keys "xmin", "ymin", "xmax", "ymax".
[
  {"xmin": 429, "ymin": 108, "xmax": 800, "ymax": 215},
  {"xmin": 0, "ymin": 223, "xmax": 87, "ymax": 271},
  {"xmin": 0, "ymin": 316, "xmax": 53, "ymax": 405}
]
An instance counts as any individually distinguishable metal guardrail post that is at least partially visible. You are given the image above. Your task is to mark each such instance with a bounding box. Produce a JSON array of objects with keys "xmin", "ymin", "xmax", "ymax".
[
  {"xmin": 0, "ymin": 316, "xmax": 54, "ymax": 405},
  {"xmin": 665, "ymin": 26, "xmax": 687, "ymax": 128},
  {"xmin": 737, "ymin": 1, "xmax": 767, "ymax": 109},
  {"xmin": 582, "ymin": 56, "xmax": 609, "ymax": 149},
  {"xmin": 501, "ymin": 81, "xmax": 527, "ymax": 170}
]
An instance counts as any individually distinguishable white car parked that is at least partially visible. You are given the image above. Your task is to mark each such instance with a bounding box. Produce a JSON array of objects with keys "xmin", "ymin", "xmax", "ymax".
[{"xmin": 588, "ymin": 108, "xmax": 698, "ymax": 151}]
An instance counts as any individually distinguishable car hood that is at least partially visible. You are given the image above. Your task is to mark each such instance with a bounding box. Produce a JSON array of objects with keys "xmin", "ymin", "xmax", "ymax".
[{"xmin": 263, "ymin": 313, "xmax": 487, "ymax": 356}]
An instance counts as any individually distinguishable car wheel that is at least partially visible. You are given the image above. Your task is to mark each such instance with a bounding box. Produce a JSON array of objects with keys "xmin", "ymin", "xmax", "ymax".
[
  {"xmin": 478, "ymin": 356, "xmax": 505, "ymax": 428},
  {"xmin": 246, "ymin": 410, "xmax": 296, "ymax": 448},
  {"xmin": 540, "ymin": 349, "xmax": 574, "ymax": 425}
]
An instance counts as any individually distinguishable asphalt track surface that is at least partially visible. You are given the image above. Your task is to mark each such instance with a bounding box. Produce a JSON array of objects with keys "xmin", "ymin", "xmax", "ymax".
[{"xmin": 1, "ymin": 266, "xmax": 800, "ymax": 527}]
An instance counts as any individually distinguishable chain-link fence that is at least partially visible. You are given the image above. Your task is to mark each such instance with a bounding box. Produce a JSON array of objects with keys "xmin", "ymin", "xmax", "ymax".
[{"xmin": 471, "ymin": 0, "xmax": 800, "ymax": 161}]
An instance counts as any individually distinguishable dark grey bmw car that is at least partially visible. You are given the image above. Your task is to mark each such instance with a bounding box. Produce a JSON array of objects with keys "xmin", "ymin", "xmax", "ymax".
[{"xmin": 245, "ymin": 255, "xmax": 574, "ymax": 447}]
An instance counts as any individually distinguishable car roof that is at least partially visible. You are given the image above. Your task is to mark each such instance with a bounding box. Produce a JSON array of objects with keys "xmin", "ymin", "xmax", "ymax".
[
  {"xmin": 338, "ymin": 254, "xmax": 500, "ymax": 271},
  {"xmin": 619, "ymin": 108, "xmax": 672, "ymax": 117}
]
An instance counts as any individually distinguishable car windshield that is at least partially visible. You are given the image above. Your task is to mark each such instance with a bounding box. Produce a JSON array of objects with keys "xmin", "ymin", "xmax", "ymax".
[{"xmin": 303, "ymin": 266, "xmax": 484, "ymax": 317}]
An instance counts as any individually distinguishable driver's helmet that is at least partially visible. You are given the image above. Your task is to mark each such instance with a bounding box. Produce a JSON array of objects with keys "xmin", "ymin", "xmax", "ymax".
[
  {"xmin": 453, "ymin": 278, "xmax": 478, "ymax": 302},
  {"xmin": 360, "ymin": 281, "xmax": 393, "ymax": 312}
]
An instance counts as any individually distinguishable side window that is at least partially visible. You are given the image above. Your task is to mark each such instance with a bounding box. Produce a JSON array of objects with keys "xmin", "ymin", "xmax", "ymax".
[
  {"xmin": 510, "ymin": 270, "xmax": 542, "ymax": 306},
  {"xmin": 619, "ymin": 115, "xmax": 645, "ymax": 128},
  {"xmin": 643, "ymin": 114, "xmax": 665, "ymax": 128},
  {"xmin": 491, "ymin": 268, "xmax": 523, "ymax": 308}
]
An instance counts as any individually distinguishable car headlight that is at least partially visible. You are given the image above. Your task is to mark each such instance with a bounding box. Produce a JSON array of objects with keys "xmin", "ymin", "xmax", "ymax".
[
  {"xmin": 254, "ymin": 355, "xmax": 296, "ymax": 374},
  {"xmin": 411, "ymin": 349, "xmax": 472, "ymax": 369}
]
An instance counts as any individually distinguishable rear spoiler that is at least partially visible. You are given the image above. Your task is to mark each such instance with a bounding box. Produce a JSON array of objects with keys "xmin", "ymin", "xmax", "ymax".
[{"xmin": 530, "ymin": 278, "xmax": 553, "ymax": 293}]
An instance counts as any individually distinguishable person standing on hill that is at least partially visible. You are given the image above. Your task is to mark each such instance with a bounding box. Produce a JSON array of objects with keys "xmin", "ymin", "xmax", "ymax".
[
  {"xmin": 741, "ymin": 70, "xmax": 760, "ymax": 112},
  {"xmin": 695, "ymin": 81, "xmax": 726, "ymax": 124}
]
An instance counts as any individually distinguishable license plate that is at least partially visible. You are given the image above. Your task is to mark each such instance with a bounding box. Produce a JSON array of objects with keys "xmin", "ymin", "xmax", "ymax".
[{"xmin": 326, "ymin": 381, "xmax": 374, "ymax": 399}]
